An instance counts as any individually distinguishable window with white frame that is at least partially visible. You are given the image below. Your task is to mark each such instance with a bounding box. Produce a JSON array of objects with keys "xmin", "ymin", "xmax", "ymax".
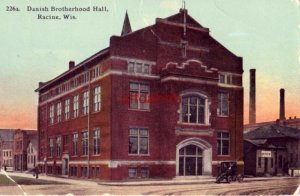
[
  {"xmin": 219, "ymin": 74, "xmax": 225, "ymax": 83},
  {"xmin": 49, "ymin": 104, "xmax": 54, "ymax": 124},
  {"xmin": 219, "ymin": 73, "xmax": 232, "ymax": 84},
  {"xmin": 57, "ymin": 102, "xmax": 62, "ymax": 122},
  {"xmin": 129, "ymin": 83, "xmax": 150, "ymax": 110},
  {"xmin": 181, "ymin": 95, "xmax": 207, "ymax": 124},
  {"xmin": 94, "ymin": 86, "xmax": 101, "ymax": 112},
  {"xmin": 73, "ymin": 95, "xmax": 79, "ymax": 118},
  {"xmin": 83, "ymin": 91, "xmax": 89, "ymax": 115},
  {"xmin": 95, "ymin": 65, "xmax": 101, "ymax": 77},
  {"xmin": 181, "ymin": 41, "xmax": 188, "ymax": 58},
  {"xmin": 56, "ymin": 136, "xmax": 61, "ymax": 156},
  {"xmin": 218, "ymin": 92, "xmax": 229, "ymax": 116},
  {"xmin": 217, "ymin": 132, "xmax": 229, "ymax": 155},
  {"xmin": 93, "ymin": 128, "xmax": 100, "ymax": 155},
  {"xmin": 128, "ymin": 128, "xmax": 149, "ymax": 155},
  {"xmin": 72, "ymin": 133, "xmax": 78, "ymax": 155},
  {"xmin": 128, "ymin": 61, "xmax": 151, "ymax": 74},
  {"xmin": 83, "ymin": 72, "xmax": 90, "ymax": 83},
  {"xmin": 49, "ymin": 138, "xmax": 54, "ymax": 157},
  {"xmin": 128, "ymin": 168, "xmax": 137, "ymax": 178},
  {"xmin": 65, "ymin": 99, "xmax": 70, "ymax": 120},
  {"xmin": 141, "ymin": 168, "xmax": 149, "ymax": 178},
  {"xmin": 82, "ymin": 131, "xmax": 88, "ymax": 155}
]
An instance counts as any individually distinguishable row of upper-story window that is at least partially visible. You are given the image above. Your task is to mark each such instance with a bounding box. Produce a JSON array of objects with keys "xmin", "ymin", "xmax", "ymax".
[
  {"xmin": 45, "ymin": 128, "xmax": 100, "ymax": 157},
  {"xmin": 43, "ymin": 128, "xmax": 230, "ymax": 157},
  {"xmin": 40, "ymin": 60, "xmax": 152, "ymax": 103},
  {"xmin": 128, "ymin": 82, "xmax": 230, "ymax": 123},
  {"xmin": 39, "ymin": 60, "xmax": 237, "ymax": 103},
  {"xmin": 45, "ymin": 86, "xmax": 101, "ymax": 125},
  {"xmin": 43, "ymin": 81, "xmax": 229, "ymax": 126},
  {"xmin": 128, "ymin": 61, "xmax": 237, "ymax": 86},
  {"xmin": 39, "ymin": 65, "xmax": 102, "ymax": 102}
]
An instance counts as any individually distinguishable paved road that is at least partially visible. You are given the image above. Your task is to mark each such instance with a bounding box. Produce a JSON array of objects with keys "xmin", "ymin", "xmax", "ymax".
[{"xmin": 1, "ymin": 171, "xmax": 299, "ymax": 195}]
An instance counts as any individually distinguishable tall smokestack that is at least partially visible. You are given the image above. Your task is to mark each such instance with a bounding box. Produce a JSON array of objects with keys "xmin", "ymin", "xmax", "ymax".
[
  {"xmin": 280, "ymin": 88, "xmax": 285, "ymax": 120},
  {"xmin": 249, "ymin": 69, "xmax": 256, "ymax": 124}
]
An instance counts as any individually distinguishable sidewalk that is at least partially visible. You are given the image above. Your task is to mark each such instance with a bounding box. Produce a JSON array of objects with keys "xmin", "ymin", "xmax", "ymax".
[{"xmin": 2, "ymin": 170, "xmax": 298, "ymax": 187}]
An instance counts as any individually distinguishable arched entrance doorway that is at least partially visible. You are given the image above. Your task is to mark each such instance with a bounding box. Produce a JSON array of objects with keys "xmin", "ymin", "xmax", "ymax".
[
  {"xmin": 179, "ymin": 145, "xmax": 203, "ymax": 176},
  {"xmin": 176, "ymin": 138, "xmax": 212, "ymax": 176}
]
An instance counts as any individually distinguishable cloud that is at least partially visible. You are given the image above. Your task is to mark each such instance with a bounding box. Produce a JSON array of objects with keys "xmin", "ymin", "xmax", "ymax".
[{"xmin": 159, "ymin": 0, "xmax": 181, "ymax": 11}]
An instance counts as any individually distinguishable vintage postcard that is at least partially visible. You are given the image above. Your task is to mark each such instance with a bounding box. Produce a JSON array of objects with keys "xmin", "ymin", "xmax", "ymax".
[{"xmin": 0, "ymin": 0, "xmax": 299, "ymax": 195}]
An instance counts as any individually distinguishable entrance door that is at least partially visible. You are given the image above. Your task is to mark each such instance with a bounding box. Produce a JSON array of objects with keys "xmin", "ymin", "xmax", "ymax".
[
  {"xmin": 179, "ymin": 145, "xmax": 203, "ymax": 176},
  {"xmin": 185, "ymin": 157, "xmax": 196, "ymax": 175},
  {"xmin": 264, "ymin": 158, "xmax": 268, "ymax": 173},
  {"xmin": 62, "ymin": 158, "xmax": 69, "ymax": 175}
]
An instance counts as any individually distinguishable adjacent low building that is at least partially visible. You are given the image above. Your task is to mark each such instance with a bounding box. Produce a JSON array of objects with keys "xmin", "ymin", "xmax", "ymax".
[
  {"xmin": 244, "ymin": 124, "xmax": 300, "ymax": 176},
  {"xmin": 0, "ymin": 129, "xmax": 14, "ymax": 169},
  {"xmin": 13, "ymin": 129, "xmax": 38, "ymax": 171}
]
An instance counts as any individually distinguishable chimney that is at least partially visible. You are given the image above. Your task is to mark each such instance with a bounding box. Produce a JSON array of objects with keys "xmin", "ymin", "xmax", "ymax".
[
  {"xmin": 69, "ymin": 61, "xmax": 75, "ymax": 69},
  {"xmin": 249, "ymin": 69, "xmax": 256, "ymax": 124},
  {"xmin": 280, "ymin": 88, "xmax": 285, "ymax": 120}
]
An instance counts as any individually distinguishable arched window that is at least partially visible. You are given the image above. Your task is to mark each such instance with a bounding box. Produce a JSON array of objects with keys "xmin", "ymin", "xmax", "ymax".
[{"xmin": 181, "ymin": 94, "xmax": 208, "ymax": 124}]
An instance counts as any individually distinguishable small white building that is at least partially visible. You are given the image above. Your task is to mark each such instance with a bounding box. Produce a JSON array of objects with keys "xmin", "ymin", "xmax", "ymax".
[{"xmin": 27, "ymin": 139, "xmax": 38, "ymax": 170}]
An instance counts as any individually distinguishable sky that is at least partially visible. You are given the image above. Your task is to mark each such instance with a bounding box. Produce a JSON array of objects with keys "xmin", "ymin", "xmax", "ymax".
[{"xmin": 0, "ymin": 0, "xmax": 299, "ymax": 129}]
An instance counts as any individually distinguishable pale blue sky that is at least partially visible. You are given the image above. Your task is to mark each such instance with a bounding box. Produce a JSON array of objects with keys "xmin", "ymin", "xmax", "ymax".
[{"xmin": 0, "ymin": 0, "xmax": 299, "ymax": 128}]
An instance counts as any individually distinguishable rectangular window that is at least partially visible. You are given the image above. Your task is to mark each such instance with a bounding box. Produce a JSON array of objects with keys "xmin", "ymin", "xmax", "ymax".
[
  {"xmin": 65, "ymin": 99, "xmax": 70, "ymax": 120},
  {"xmin": 128, "ymin": 128, "xmax": 149, "ymax": 155},
  {"xmin": 49, "ymin": 104, "xmax": 54, "ymax": 124},
  {"xmin": 219, "ymin": 73, "xmax": 232, "ymax": 84},
  {"xmin": 63, "ymin": 135, "xmax": 68, "ymax": 152},
  {"xmin": 279, "ymin": 155, "xmax": 283, "ymax": 168},
  {"xmin": 128, "ymin": 61, "xmax": 151, "ymax": 74},
  {"xmin": 95, "ymin": 66, "xmax": 101, "ymax": 77},
  {"xmin": 82, "ymin": 131, "xmax": 88, "ymax": 155},
  {"xmin": 96, "ymin": 167, "xmax": 100, "ymax": 178},
  {"xmin": 271, "ymin": 158, "xmax": 274, "ymax": 168},
  {"xmin": 226, "ymin": 75, "xmax": 232, "ymax": 84},
  {"xmin": 219, "ymin": 74, "xmax": 225, "ymax": 83},
  {"xmin": 93, "ymin": 128, "xmax": 100, "ymax": 155},
  {"xmin": 181, "ymin": 96, "xmax": 206, "ymax": 124},
  {"xmin": 218, "ymin": 92, "xmax": 229, "ymax": 116},
  {"xmin": 94, "ymin": 86, "xmax": 101, "ymax": 112},
  {"xmin": 56, "ymin": 136, "xmax": 61, "ymax": 156},
  {"xmin": 217, "ymin": 132, "xmax": 229, "ymax": 155},
  {"xmin": 129, "ymin": 83, "xmax": 150, "ymax": 110},
  {"xmin": 49, "ymin": 138, "xmax": 54, "ymax": 157},
  {"xmin": 84, "ymin": 72, "xmax": 90, "ymax": 83},
  {"xmin": 83, "ymin": 91, "xmax": 89, "ymax": 115},
  {"xmin": 258, "ymin": 157, "xmax": 262, "ymax": 168},
  {"xmin": 141, "ymin": 168, "xmax": 149, "ymax": 178},
  {"xmin": 73, "ymin": 95, "xmax": 79, "ymax": 118},
  {"xmin": 57, "ymin": 102, "xmax": 62, "ymax": 122},
  {"xmin": 128, "ymin": 62, "xmax": 135, "ymax": 72},
  {"xmin": 72, "ymin": 133, "xmax": 78, "ymax": 155},
  {"xmin": 128, "ymin": 168, "xmax": 137, "ymax": 178}
]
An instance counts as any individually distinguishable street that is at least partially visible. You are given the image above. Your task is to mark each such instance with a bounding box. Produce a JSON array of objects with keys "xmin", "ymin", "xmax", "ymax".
[{"xmin": 0, "ymin": 171, "xmax": 299, "ymax": 195}]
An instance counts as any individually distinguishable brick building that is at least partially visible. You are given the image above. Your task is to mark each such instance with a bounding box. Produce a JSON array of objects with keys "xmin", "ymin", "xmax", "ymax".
[
  {"xmin": 36, "ymin": 9, "xmax": 244, "ymax": 180},
  {"xmin": 0, "ymin": 129, "xmax": 14, "ymax": 169},
  {"xmin": 13, "ymin": 129, "xmax": 37, "ymax": 171}
]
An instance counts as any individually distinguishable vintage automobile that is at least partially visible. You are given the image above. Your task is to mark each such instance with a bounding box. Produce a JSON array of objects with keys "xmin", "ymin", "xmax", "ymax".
[{"xmin": 215, "ymin": 161, "xmax": 244, "ymax": 183}]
